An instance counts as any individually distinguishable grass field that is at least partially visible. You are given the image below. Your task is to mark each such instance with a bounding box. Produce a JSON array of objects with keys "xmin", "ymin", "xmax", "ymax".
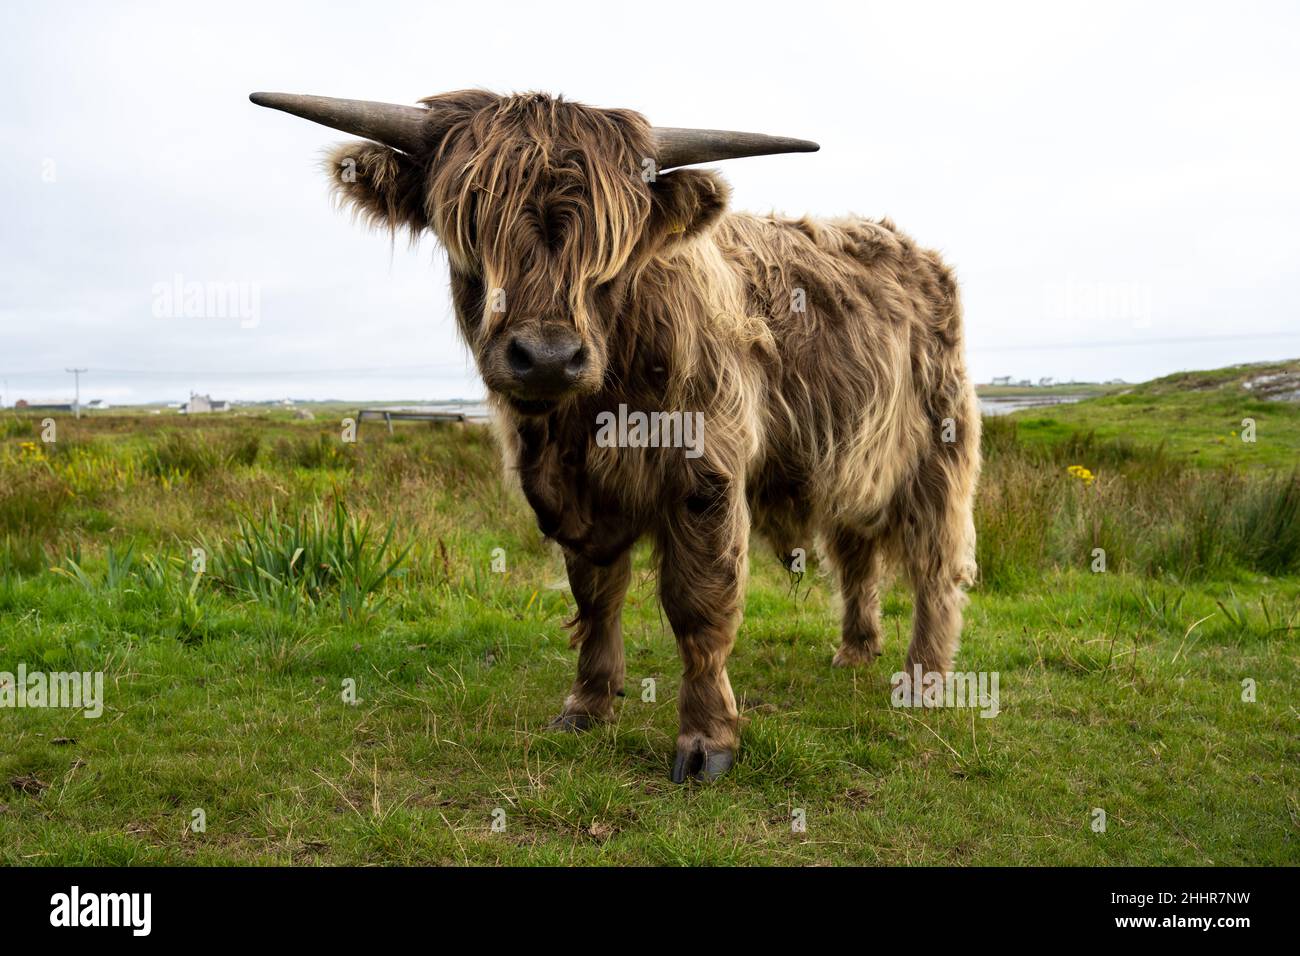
[
  {"xmin": 1005, "ymin": 360, "xmax": 1300, "ymax": 470},
  {"xmin": 2, "ymin": 364, "xmax": 1298, "ymax": 865}
]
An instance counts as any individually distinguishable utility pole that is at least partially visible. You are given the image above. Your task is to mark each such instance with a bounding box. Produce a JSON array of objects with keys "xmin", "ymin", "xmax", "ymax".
[{"xmin": 66, "ymin": 368, "xmax": 87, "ymax": 419}]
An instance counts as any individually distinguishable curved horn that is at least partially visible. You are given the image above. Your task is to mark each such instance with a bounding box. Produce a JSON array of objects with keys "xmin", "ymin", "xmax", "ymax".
[
  {"xmin": 652, "ymin": 127, "xmax": 819, "ymax": 169},
  {"xmin": 249, "ymin": 92, "xmax": 435, "ymax": 155}
]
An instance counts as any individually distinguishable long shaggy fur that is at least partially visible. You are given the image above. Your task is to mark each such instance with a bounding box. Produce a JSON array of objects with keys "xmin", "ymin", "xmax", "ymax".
[{"xmin": 321, "ymin": 90, "xmax": 981, "ymax": 774}]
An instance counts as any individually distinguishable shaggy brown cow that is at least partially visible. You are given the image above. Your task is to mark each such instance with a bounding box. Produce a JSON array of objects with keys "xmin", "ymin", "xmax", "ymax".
[{"xmin": 252, "ymin": 89, "xmax": 981, "ymax": 782}]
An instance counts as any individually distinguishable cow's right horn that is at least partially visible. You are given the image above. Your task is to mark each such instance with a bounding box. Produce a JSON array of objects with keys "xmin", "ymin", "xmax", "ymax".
[
  {"xmin": 249, "ymin": 92, "xmax": 436, "ymax": 156},
  {"xmin": 652, "ymin": 127, "xmax": 820, "ymax": 170}
]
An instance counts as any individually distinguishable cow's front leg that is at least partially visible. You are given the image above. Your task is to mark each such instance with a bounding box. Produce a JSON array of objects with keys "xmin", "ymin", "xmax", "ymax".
[
  {"xmin": 547, "ymin": 547, "xmax": 632, "ymax": 732},
  {"xmin": 659, "ymin": 480, "xmax": 748, "ymax": 782}
]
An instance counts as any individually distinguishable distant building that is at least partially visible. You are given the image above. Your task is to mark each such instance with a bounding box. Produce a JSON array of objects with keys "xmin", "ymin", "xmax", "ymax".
[
  {"xmin": 1104, "ymin": 378, "xmax": 1127, "ymax": 385},
  {"xmin": 1038, "ymin": 377, "xmax": 1054, "ymax": 387},
  {"xmin": 16, "ymin": 398, "xmax": 74, "ymax": 412},
  {"xmin": 991, "ymin": 376, "xmax": 1013, "ymax": 386},
  {"xmin": 85, "ymin": 399, "xmax": 111, "ymax": 411},
  {"xmin": 180, "ymin": 392, "xmax": 230, "ymax": 414}
]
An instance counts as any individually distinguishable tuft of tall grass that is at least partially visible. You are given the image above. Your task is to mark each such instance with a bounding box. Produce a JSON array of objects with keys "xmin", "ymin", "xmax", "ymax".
[
  {"xmin": 0, "ymin": 416, "xmax": 34, "ymax": 440},
  {"xmin": 49, "ymin": 444, "xmax": 140, "ymax": 496},
  {"xmin": 225, "ymin": 432, "xmax": 262, "ymax": 467},
  {"xmin": 272, "ymin": 434, "xmax": 354, "ymax": 470},
  {"xmin": 143, "ymin": 430, "xmax": 226, "ymax": 481},
  {"xmin": 0, "ymin": 534, "xmax": 48, "ymax": 577},
  {"xmin": 208, "ymin": 499, "xmax": 410, "ymax": 619},
  {"xmin": 50, "ymin": 543, "xmax": 139, "ymax": 593},
  {"xmin": 136, "ymin": 428, "xmax": 263, "ymax": 485},
  {"xmin": 135, "ymin": 553, "xmax": 209, "ymax": 641},
  {"xmin": 0, "ymin": 460, "xmax": 70, "ymax": 535},
  {"xmin": 1236, "ymin": 469, "xmax": 1300, "ymax": 576},
  {"xmin": 975, "ymin": 456, "xmax": 1054, "ymax": 591}
]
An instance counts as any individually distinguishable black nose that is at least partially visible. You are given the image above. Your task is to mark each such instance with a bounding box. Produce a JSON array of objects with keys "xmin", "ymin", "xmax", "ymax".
[{"xmin": 505, "ymin": 332, "xmax": 587, "ymax": 393}]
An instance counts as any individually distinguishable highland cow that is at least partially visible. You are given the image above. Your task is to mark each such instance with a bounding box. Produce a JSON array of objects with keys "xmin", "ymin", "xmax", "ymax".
[{"xmin": 251, "ymin": 89, "xmax": 981, "ymax": 782}]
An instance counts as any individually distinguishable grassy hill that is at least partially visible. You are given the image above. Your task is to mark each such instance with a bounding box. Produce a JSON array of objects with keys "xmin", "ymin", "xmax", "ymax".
[
  {"xmin": 1007, "ymin": 359, "xmax": 1300, "ymax": 470},
  {"xmin": 0, "ymin": 362, "xmax": 1296, "ymax": 865}
]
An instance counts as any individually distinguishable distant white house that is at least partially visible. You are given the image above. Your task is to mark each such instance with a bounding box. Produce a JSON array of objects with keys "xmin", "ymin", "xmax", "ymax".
[
  {"xmin": 1038, "ymin": 376, "xmax": 1054, "ymax": 387},
  {"xmin": 990, "ymin": 376, "xmax": 1013, "ymax": 386},
  {"xmin": 85, "ymin": 399, "xmax": 111, "ymax": 411},
  {"xmin": 180, "ymin": 392, "xmax": 230, "ymax": 414}
]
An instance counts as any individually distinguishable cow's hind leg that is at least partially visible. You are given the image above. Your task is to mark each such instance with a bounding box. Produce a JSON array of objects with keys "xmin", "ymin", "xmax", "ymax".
[
  {"xmin": 547, "ymin": 547, "xmax": 631, "ymax": 732},
  {"xmin": 827, "ymin": 525, "xmax": 886, "ymax": 667},
  {"xmin": 659, "ymin": 478, "xmax": 747, "ymax": 783},
  {"xmin": 898, "ymin": 451, "xmax": 978, "ymax": 694}
]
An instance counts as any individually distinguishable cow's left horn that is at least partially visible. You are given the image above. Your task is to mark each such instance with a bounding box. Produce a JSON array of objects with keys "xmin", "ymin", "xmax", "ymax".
[
  {"xmin": 652, "ymin": 127, "xmax": 819, "ymax": 170},
  {"xmin": 249, "ymin": 92, "xmax": 436, "ymax": 156}
]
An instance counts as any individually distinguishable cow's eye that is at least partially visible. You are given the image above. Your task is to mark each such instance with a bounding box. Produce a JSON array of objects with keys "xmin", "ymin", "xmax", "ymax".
[{"xmin": 540, "ymin": 208, "xmax": 566, "ymax": 250}]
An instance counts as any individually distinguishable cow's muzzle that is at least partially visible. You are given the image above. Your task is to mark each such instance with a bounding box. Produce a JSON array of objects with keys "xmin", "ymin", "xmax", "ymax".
[{"xmin": 500, "ymin": 326, "xmax": 588, "ymax": 405}]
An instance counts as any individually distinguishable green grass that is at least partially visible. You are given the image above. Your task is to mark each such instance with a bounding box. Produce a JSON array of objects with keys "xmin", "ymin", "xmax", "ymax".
[
  {"xmin": 1, "ymin": 367, "xmax": 1297, "ymax": 866},
  {"xmin": 1006, "ymin": 359, "xmax": 1300, "ymax": 470}
]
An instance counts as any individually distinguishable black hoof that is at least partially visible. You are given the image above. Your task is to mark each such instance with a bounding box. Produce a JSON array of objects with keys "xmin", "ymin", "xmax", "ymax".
[
  {"xmin": 546, "ymin": 713, "xmax": 596, "ymax": 733},
  {"xmin": 670, "ymin": 742, "xmax": 735, "ymax": 783}
]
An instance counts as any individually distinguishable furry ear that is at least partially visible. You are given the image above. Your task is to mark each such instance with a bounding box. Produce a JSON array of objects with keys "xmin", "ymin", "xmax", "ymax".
[
  {"xmin": 648, "ymin": 169, "xmax": 730, "ymax": 245},
  {"xmin": 325, "ymin": 142, "xmax": 430, "ymax": 238}
]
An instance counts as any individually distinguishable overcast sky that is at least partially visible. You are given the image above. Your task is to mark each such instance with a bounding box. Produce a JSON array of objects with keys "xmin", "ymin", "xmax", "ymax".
[{"xmin": 2, "ymin": 0, "xmax": 1298, "ymax": 404}]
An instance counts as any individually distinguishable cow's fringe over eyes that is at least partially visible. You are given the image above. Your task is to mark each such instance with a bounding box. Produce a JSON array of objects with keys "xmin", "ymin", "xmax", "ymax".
[{"xmin": 421, "ymin": 92, "xmax": 653, "ymax": 342}]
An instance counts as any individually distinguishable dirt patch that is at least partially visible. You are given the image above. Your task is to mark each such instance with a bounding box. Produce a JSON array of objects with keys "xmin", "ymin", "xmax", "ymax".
[{"xmin": 9, "ymin": 774, "xmax": 49, "ymax": 796}]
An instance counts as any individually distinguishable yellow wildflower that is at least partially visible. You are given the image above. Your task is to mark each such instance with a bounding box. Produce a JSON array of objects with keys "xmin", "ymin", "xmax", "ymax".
[{"xmin": 1067, "ymin": 464, "xmax": 1095, "ymax": 486}]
